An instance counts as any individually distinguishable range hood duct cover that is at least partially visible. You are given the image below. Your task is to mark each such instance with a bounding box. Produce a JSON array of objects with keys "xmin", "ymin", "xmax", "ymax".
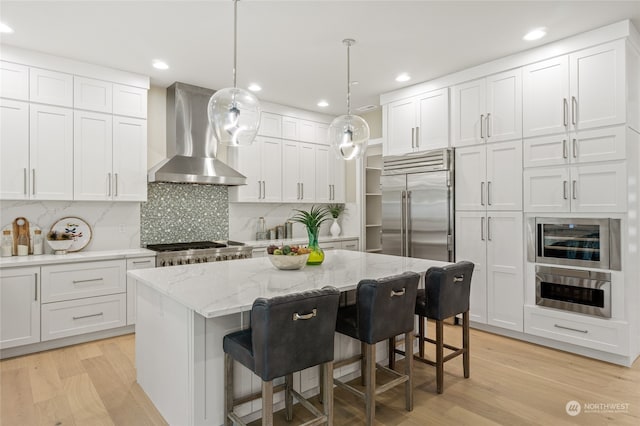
[{"xmin": 148, "ymin": 82, "xmax": 247, "ymax": 186}]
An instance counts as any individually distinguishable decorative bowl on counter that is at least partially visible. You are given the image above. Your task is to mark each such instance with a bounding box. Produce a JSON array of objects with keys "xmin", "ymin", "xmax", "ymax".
[
  {"xmin": 267, "ymin": 253, "xmax": 310, "ymax": 270},
  {"xmin": 47, "ymin": 239, "xmax": 73, "ymax": 255}
]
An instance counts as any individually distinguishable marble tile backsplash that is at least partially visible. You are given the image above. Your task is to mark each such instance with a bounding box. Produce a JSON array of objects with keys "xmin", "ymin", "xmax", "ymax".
[{"xmin": 141, "ymin": 183, "xmax": 228, "ymax": 245}]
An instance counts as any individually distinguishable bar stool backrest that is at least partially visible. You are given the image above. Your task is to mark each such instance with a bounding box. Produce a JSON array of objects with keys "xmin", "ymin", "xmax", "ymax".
[
  {"xmin": 251, "ymin": 286, "xmax": 340, "ymax": 381},
  {"xmin": 356, "ymin": 272, "xmax": 420, "ymax": 344},
  {"xmin": 423, "ymin": 261, "xmax": 475, "ymax": 320}
]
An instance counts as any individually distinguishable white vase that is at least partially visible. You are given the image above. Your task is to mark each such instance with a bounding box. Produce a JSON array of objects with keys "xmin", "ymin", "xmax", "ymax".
[{"xmin": 330, "ymin": 218, "xmax": 341, "ymax": 237}]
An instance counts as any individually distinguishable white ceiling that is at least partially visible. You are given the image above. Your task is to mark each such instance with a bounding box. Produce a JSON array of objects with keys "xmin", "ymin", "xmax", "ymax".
[{"xmin": 1, "ymin": 1, "xmax": 639, "ymax": 116}]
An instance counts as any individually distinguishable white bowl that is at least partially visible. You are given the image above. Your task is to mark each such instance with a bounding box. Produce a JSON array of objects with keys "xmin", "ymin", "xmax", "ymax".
[
  {"xmin": 267, "ymin": 253, "xmax": 310, "ymax": 270},
  {"xmin": 47, "ymin": 239, "xmax": 73, "ymax": 254}
]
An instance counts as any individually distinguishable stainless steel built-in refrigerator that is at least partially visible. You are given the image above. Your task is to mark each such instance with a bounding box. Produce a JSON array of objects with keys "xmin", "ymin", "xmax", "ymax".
[{"xmin": 381, "ymin": 149, "xmax": 454, "ymax": 262}]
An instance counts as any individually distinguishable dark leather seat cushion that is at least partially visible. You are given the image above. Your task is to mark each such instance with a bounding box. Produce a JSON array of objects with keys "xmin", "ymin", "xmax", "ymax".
[{"xmin": 223, "ymin": 329, "xmax": 254, "ymax": 373}]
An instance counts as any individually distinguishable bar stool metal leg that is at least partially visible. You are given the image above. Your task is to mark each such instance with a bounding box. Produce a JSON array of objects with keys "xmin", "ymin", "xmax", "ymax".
[
  {"xmin": 436, "ymin": 319, "xmax": 444, "ymax": 394},
  {"xmin": 364, "ymin": 343, "xmax": 376, "ymax": 426},
  {"xmin": 322, "ymin": 362, "xmax": 334, "ymax": 425},
  {"xmin": 418, "ymin": 316, "xmax": 425, "ymax": 358},
  {"xmin": 463, "ymin": 311, "xmax": 470, "ymax": 378},
  {"xmin": 285, "ymin": 373, "xmax": 293, "ymax": 421},
  {"xmin": 388, "ymin": 337, "xmax": 395, "ymax": 369},
  {"xmin": 405, "ymin": 331, "xmax": 414, "ymax": 411},
  {"xmin": 361, "ymin": 342, "xmax": 367, "ymax": 386},
  {"xmin": 262, "ymin": 381, "xmax": 273, "ymax": 426},
  {"xmin": 224, "ymin": 353, "xmax": 233, "ymax": 426}
]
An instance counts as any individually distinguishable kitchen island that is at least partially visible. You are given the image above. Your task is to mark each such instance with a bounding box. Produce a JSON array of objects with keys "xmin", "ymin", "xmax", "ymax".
[{"xmin": 128, "ymin": 250, "xmax": 449, "ymax": 426}]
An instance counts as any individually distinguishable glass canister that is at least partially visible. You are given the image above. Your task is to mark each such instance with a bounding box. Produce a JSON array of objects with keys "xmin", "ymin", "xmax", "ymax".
[
  {"xmin": 1, "ymin": 230, "xmax": 12, "ymax": 257},
  {"xmin": 17, "ymin": 232, "xmax": 29, "ymax": 256},
  {"xmin": 33, "ymin": 229, "xmax": 44, "ymax": 255}
]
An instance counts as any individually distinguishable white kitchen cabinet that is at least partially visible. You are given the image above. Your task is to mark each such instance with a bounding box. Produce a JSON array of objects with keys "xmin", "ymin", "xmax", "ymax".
[
  {"xmin": 0, "ymin": 99, "xmax": 29, "ymax": 199},
  {"xmin": 0, "ymin": 267, "xmax": 40, "ymax": 349},
  {"xmin": 29, "ymin": 67, "xmax": 73, "ymax": 107},
  {"xmin": 455, "ymin": 140, "xmax": 522, "ymax": 211},
  {"xmin": 385, "ymin": 88, "xmax": 449, "ymax": 156},
  {"xmin": 282, "ymin": 116, "xmax": 299, "ymax": 140},
  {"xmin": 74, "ymin": 111, "xmax": 113, "ymax": 200},
  {"xmin": 113, "ymin": 84, "xmax": 147, "ymax": 118},
  {"xmin": 340, "ymin": 239, "xmax": 359, "ymax": 251},
  {"xmin": 126, "ymin": 256, "xmax": 156, "ymax": 325},
  {"xmin": 30, "ymin": 104, "xmax": 74, "ymax": 200},
  {"xmin": 523, "ymin": 163, "xmax": 626, "ymax": 213},
  {"xmin": 315, "ymin": 122, "xmax": 329, "ymax": 145},
  {"xmin": 452, "ymin": 69, "xmax": 522, "ymax": 147},
  {"xmin": 229, "ymin": 136, "xmax": 282, "ymax": 202},
  {"xmin": 41, "ymin": 260, "xmax": 126, "ymax": 303},
  {"xmin": 455, "ymin": 211, "xmax": 523, "ymax": 331},
  {"xmin": 299, "ymin": 119, "xmax": 315, "ymax": 142},
  {"xmin": 315, "ymin": 146, "xmax": 345, "ymax": 203},
  {"xmin": 0, "ymin": 61, "xmax": 29, "ymax": 100},
  {"xmin": 74, "ymin": 76, "xmax": 113, "ymax": 113},
  {"xmin": 112, "ymin": 116, "xmax": 147, "ymax": 201},
  {"xmin": 523, "ymin": 40, "xmax": 625, "ymax": 138},
  {"xmin": 258, "ymin": 112, "xmax": 282, "ymax": 137},
  {"xmin": 283, "ymin": 141, "xmax": 316, "ymax": 202}
]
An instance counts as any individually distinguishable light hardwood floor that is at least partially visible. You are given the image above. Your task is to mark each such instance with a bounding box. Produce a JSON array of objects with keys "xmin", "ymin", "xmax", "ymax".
[{"xmin": 1, "ymin": 324, "xmax": 638, "ymax": 425}]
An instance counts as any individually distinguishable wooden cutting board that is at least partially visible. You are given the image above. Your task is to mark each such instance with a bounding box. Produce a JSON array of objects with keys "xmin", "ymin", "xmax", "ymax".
[{"xmin": 12, "ymin": 217, "xmax": 30, "ymax": 255}]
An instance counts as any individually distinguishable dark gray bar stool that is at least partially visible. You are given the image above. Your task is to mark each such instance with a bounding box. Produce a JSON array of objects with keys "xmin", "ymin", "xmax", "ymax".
[
  {"xmin": 390, "ymin": 261, "xmax": 474, "ymax": 394},
  {"xmin": 331, "ymin": 272, "xmax": 419, "ymax": 426},
  {"xmin": 223, "ymin": 287, "xmax": 340, "ymax": 426}
]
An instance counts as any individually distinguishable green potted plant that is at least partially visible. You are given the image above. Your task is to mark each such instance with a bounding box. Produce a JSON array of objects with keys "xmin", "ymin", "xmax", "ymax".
[
  {"xmin": 327, "ymin": 203, "xmax": 345, "ymax": 237},
  {"xmin": 290, "ymin": 205, "xmax": 331, "ymax": 265}
]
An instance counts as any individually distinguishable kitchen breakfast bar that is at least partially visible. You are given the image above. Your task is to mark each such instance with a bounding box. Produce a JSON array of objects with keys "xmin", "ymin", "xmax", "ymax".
[{"xmin": 128, "ymin": 250, "xmax": 449, "ymax": 425}]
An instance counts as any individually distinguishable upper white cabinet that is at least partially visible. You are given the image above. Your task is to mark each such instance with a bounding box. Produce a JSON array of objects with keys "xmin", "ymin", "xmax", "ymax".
[
  {"xmin": 113, "ymin": 84, "xmax": 147, "ymax": 118},
  {"xmin": 112, "ymin": 116, "xmax": 147, "ymax": 201},
  {"xmin": 258, "ymin": 112, "xmax": 282, "ymax": 137},
  {"xmin": 315, "ymin": 146, "xmax": 345, "ymax": 203},
  {"xmin": 282, "ymin": 116, "xmax": 299, "ymax": 140},
  {"xmin": 455, "ymin": 140, "xmax": 522, "ymax": 211},
  {"xmin": 74, "ymin": 111, "xmax": 113, "ymax": 200},
  {"xmin": 0, "ymin": 267, "xmax": 40, "ymax": 349},
  {"xmin": 523, "ymin": 40, "xmax": 625, "ymax": 138},
  {"xmin": 74, "ymin": 76, "xmax": 113, "ymax": 113},
  {"xmin": 0, "ymin": 61, "xmax": 29, "ymax": 100},
  {"xmin": 229, "ymin": 136, "xmax": 283, "ymax": 202},
  {"xmin": 315, "ymin": 122, "xmax": 329, "ymax": 145},
  {"xmin": 385, "ymin": 87, "xmax": 449, "ymax": 156},
  {"xmin": 452, "ymin": 68, "xmax": 522, "ymax": 147},
  {"xmin": 283, "ymin": 141, "xmax": 316, "ymax": 202},
  {"xmin": 0, "ymin": 99, "xmax": 30, "ymax": 199},
  {"xmin": 29, "ymin": 67, "xmax": 73, "ymax": 107},
  {"xmin": 282, "ymin": 116, "xmax": 330, "ymax": 145}
]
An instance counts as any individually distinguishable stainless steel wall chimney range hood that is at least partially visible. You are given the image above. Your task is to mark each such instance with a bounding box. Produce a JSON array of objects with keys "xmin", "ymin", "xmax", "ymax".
[{"xmin": 148, "ymin": 82, "xmax": 247, "ymax": 186}]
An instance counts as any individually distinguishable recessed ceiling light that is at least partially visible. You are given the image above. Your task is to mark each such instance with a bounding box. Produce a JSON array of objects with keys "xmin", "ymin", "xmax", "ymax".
[
  {"xmin": 523, "ymin": 27, "xmax": 547, "ymax": 41},
  {"xmin": 395, "ymin": 73, "xmax": 411, "ymax": 82},
  {"xmin": 248, "ymin": 83, "xmax": 262, "ymax": 92},
  {"xmin": 317, "ymin": 100, "xmax": 329, "ymax": 107},
  {"xmin": 152, "ymin": 60, "xmax": 169, "ymax": 70},
  {"xmin": 0, "ymin": 22, "xmax": 14, "ymax": 33}
]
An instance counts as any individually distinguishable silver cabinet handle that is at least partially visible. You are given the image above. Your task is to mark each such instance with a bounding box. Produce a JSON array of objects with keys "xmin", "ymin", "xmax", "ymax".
[
  {"xmin": 73, "ymin": 312, "xmax": 104, "ymax": 320},
  {"xmin": 262, "ymin": 181, "xmax": 265, "ymax": 199},
  {"xmin": 572, "ymin": 180, "xmax": 577, "ymax": 199},
  {"xmin": 332, "ymin": 184, "xmax": 335, "ymax": 200},
  {"xmin": 32, "ymin": 169, "xmax": 36, "ymax": 195},
  {"xmin": 480, "ymin": 217, "xmax": 485, "ymax": 241},
  {"xmin": 486, "ymin": 113, "xmax": 491, "ymax": 138},
  {"xmin": 132, "ymin": 260, "xmax": 152, "ymax": 265},
  {"xmin": 390, "ymin": 288, "xmax": 406, "ymax": 297},
  {"xmin": 297, "ymin": 182, "xmax": 300, "ymax": 200},
  {"xmin": 487, "ymin": 216, "xmax": 492, "ymax": 241},
  {"xmin": 415, "ymin": 126, "xmax": 420, "ymax": 148},
  {"xmin": 562, "ymin": 140, "xmax": 567, "ymax": 159},
  {"xmin": 293, "ymin": 308, "xmax": 317, "ymax": 321},
  {"xmin": 572, "ymin": 138, "xmax": 577, "ymax": 158},
  {"xmin": 411, "ymin": 127, "xmax": 415, "ymax": 149},
  {"xmin": 257, "ymin": 181, "xmax": 262, "ymax": 199},
  {"xmin": 487, "ymin": 181, "xmax": 492, "ymax": 206},
  {"xmin": 563, "ymin": 180, "xmax": 568, "ymax": 199},
  {"xmin": 554, "ymin": 323, "xmax": 588, "ymax": 334},
  {"xmin": 571, "ymin": 96, "xmax": 577, "ymax": 125},
  {"xmin": 563, "ymin": 98, "xmax": 568, "ymax": 126},
  {"xmin": 34, "ymin": 273, "xmax": 38, "ymax": 301},
  {"xmin": 72, "ymin": 278, "xmax": 104, "ymax": 285},
  {"xmin": 24, "ymin": 168, "xmax": 27, "ymax": 195},
  {"xmin": 480, "ymin": 182, "xmax": 485, "ymax": 206},
  {"xmin": 114, "ymin": 173, "xmax": 118, "ymax": 197},
  {"xmin": 480, "ymin": 114, "xmax": 485, "ymax": 139},
  {"xmin": 107, "ymin": 172, "xmax": 112, "ymax": 196},
  {"xmin": 301, "ymin": 183, "xmax": 304, "ymax": 200}
]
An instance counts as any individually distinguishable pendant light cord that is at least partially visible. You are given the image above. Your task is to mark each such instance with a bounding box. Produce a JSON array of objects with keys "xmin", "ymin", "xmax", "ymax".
[
  {"xmin": 345, "ymin": 39, "xmax": 352, "ymax": 115},
  {"xmin": 233, "ymin": 0, "xmax": 238, "ymax": 89}
]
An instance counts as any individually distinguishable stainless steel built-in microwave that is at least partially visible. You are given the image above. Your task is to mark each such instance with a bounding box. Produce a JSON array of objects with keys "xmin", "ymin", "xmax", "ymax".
[{"xmin": 527, "ymin": 218, "xmax": 621, "ymax": 271}]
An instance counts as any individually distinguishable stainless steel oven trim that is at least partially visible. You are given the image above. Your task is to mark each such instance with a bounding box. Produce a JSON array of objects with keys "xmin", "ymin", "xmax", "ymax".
[{"xmin": 535, "ymin": 265, "xmax": 611, "ymax": 318}]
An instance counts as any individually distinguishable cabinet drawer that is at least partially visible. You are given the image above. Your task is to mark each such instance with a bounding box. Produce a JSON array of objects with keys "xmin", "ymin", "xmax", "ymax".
[
  {"xmin": 341, "ymin": 240, "xmax": 359, "ymax": 251},
  {"xmin": 127, "ymin": 257, "xmax": 156, "ymax": 269},
  {"xmin": 41, "ymin": 293, "xmax": 126, "ymax": 341},
  {"xmin": 41, "ymin": 260, "xmax": 126, "ymax": 303},
  {"xmin": 524, "ymin": 306, "xmax": 628, "ymax": 355}
]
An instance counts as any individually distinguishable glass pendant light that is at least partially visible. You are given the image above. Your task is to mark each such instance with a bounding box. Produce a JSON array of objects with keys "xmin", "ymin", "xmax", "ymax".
[
  {"xmin": 329, "ymin": 39, "xmax": 370, "ymax": 160},
  {"xmin": 208, "ymin": 0, "xmax": 261, "ymax": 147}
]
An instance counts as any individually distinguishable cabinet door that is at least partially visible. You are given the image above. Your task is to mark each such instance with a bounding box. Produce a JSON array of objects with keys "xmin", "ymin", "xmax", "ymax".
[
  {"xmin": 451, "ymin": 78, "xmax": 485, "ymax": 147},
  {"xmin": 113, "ymin": 84, "xmax": 147, "ymax": 118},
  {"xmin": 455, "ymin": 145, "xmax": 486, "ymax": 211},
  {"xmin": 299, "ymin": 143, "xmax": 316, "ymax": 201},
  {"xmin": 571, "ymin": 164, "xmax": 626, "ymax": 213},
  {"xmin": 299, "ymin": 119, "xmax": 315, "ymax": 143},
  {"xmin": 113, "ymin": 116, "xmax": 147, "ymax": 201},
  {"xmin": 416, "ymin": 88, "xmax": 449, "ymax": 151},
  {"xmin": 229, "ymin": 143, "xmax": 261, "ymax": 201},
  {"xmin": 523, "ymin": 167, "xmax": 570, "ymax": 212},
  {"xmin": 315, "ymin": 122, "xmax": 329, "ymax": 145},
  {"xmin": 261, "ymin": 137, "xmax": 282, "ymax": 202},
  {"xmin": 486, "ymin": 212, "xmax": 523, "ymax": 332},
  {"xmin": 74, "ymin": 111, "xmax": 113, "ymax": 201},
  {"xmin": 569, "ymin": 41, "xmax": 625, "ymax": 131},
  {"xmin": 0, "ymin": 267, "xmax": 40, "ymax": 349},
  {"xmin": 0, "ymin": 61, "xmax": 29, "ymax": 100},
  {"xmin": 455, "ymin": 212, "xmax": 487, "ymax": 324},
  {"xmin": 523, "ymin": 134, "xmax": 569, "ymax": 168},
  {"xmin": 0, "ymin": 99, "xmax": 29, "ymax": 199},
  {"xmin": 30, "ymin": 104, "xmax": 73, "ymax": 200},
  {"xmin": 386, "ymin": 98, "xmax": 416, "ymax": 156},
  {"xmin": 572, "ymin": 125, "xmax": 626, "ymax": 164},
  {"xmin": 258, "ymin": 112, "xmax": 282, "ymax": 137},
  {"xmin": 331, "ymin": 156, "xmax": 346, "ymax": 203},
  {"xmin": 523, "ymin": 55, "xmax": 569, "ymax": 138},
  {"xmin": 29, "ymin": 67, "xmax": 73, "ymax": 107},
  {"xmin": 282, "ymin": 117, "xmax": 299, "ymax": 140},
  {"xmin": 74, "ymin": 76, "xmax": 113, "ymax": 113},
  {"xmin": 315, "ymin": 145, "xmax": 331, "ymax": 203},
  {"xmin": 486, "ymin": 141, "xmax": 522, "ymax": 211},
  {"xmin": 486, "ymin": 69, "xmax": 522, "ymax": 143},
  {"xmin": 282, "ymin": 141, "xmax": 300, "ymax": 202}
]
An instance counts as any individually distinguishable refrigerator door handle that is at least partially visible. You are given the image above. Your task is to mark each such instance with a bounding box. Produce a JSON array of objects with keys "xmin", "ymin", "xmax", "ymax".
[
  {"xmin": 406, "ymin": 190, "xmax": 412, "ymax": 257},
  {"xmin": 401, "ymin": 190, "xmax": 406, "ymax": 256}
]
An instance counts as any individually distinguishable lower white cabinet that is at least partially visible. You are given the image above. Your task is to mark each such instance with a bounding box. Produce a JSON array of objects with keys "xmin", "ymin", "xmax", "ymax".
[
  {"xmin": 340, "ymin": 239, "xmax": 359, "ymax": 251},
  {"xmin": 41, "ymin": 260, "xmax": 126, "ymax": 303},
  {"xmin": 126, "ymin": 257, "xmax": 155, "ymax": 325},
  {"xmin": 456, "ymin": 211, "xmax": 523, "ymax": 331},
  {"xmin": 0, "ymin": 267, "xmax": 40, "ymax": 349}
]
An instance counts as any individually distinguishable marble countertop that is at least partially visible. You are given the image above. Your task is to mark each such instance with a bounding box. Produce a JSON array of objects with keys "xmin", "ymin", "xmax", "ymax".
[
  {"xmin": 0, "ymin": 248, "xmax": 156, "ymax": 269},
  {"xmin": 128, "ymin": 250, "xmax": 449, "ymax": 319},
  {"xmin": 245, "ymin": 235, "xmax": 359, "ymax": 249}
]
